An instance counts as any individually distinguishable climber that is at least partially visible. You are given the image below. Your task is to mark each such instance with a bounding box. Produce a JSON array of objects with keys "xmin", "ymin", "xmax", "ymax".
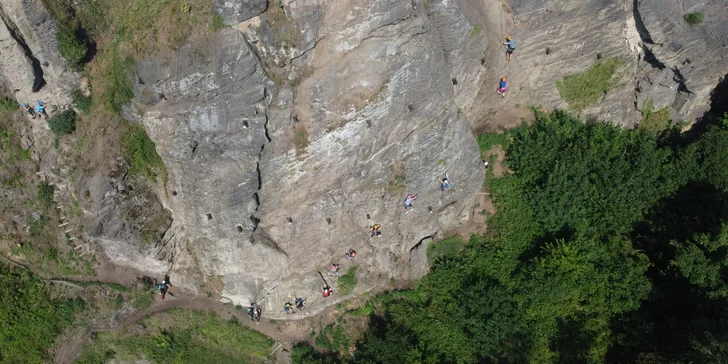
[
  {"xmin": 255, "ymin": 304, "xmax": 262, "ymax": 324},
  {"xmin": 295, "ymin": 297, "xmax": 306, "ymax": 311},
  {"xmin": 370, "ymin": 224, "xmax": 382, "ymax": 237},
  {"xmin": 345, "ymin": 249, "xmax": 357, "ymax": 260},
  {"xmin": 497, "ymin": 78, "xmax": 508, "ymax": 98},
  {"xmin": 501, "ymin": 36, "xmax": 515, "ymax": 61},
  {"xmin": 164, "ymin": 274, "xmax": 172, "ymax": 287},
  {"xmin": 284, "ymin": 302, "xmax": 293, "ymax": 314},
  {"xmin": 439, "ymin": 173, "xmax": 452, "ymax": 192},
  {"xmin": 484, "ymin": 160, "xmax": 490, "ymax": 169},
  {"xmin": 21, "ymin": 103, "xmax": 36, "ymax": 119},
  {"xmin": 330, "ymin": 263, "xmax": 341, "ymax": 276},
  {"xmin": 35, "ymin": 101, "xmax": 48, "ymax": 119},
  {"xmin": 322, "ymin": 285, "xmax": 333, "ymax": 297},
  {"xmin": 404, "ymin": 193, "xmax": 418, "ymax": 210}
]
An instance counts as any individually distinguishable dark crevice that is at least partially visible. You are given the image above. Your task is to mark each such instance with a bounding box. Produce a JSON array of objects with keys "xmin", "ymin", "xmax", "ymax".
[
  {"xmin": 672, "ymin": 67, "xmax": 692, "ymax": 94},
  {"xmin": 0, "ymin": 6, "xmax": 46, "ymax": 92},
  {"xmin": 642, "ymin": 46, "xmax": 666, "ymax": 70},
  {"xmin": 410, "ymin": 234, "xmax": 434, "ymax": 254},
  {"xmin": 632, "ymin": 0, "xmax": 656, "ymax": 45}
]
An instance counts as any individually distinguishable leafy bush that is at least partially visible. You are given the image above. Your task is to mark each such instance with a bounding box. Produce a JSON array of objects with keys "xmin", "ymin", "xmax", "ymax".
[
  {"xmin": 120, "ymin": 124, "xmax": 166, "ymax": 181},
  {"xmin": 72, "ymin": 88, "xmax": 92, "ymax": 114},
  {"xmin": 640, "ymin": 99, "xmax": 672, "ymax": 132},
  {"xmin": 338, "ymin": 266, "xmax": 358, "ymax": 295},
  {"xmin": 293, "ymin": 125, "xmax": 309, "ymax": 155},
  {"xmin": 131, "ymin": 289, "xmax": 153, "ymax": 310},
  {"xmin": 57, "ymin": 24, "xmax": 88, "ymax": 68},
  {"xmin": 37, "ymin": 182, "xmax": 55, "ymax": 208},
  {"xmin": 684, "ymin": 12, "xmax": 704, "ymax": 26},
  {"xmin": 47, "ymin": 109, "xmax": 77, "ymax": 136},
  {"xmin": 556, "ymin": 57, "xmax": 622, "ymax": 111},
  {"xmin": 0, "ymin": 265, "xmax": 83, "ymax": 363}
]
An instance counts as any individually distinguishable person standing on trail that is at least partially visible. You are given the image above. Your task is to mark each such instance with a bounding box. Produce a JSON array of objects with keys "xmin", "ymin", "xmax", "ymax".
[
  {"xmin": 284, "ymin": 302, "xmax": 293, "ymax": 314},
  {"xmin": 295, "ymin": 297, "xmax": 305, "ymax": 311},
  {"xmin": 330, "ymin": 263, "xmax": 341, "ymax": 276},
  {"xmin": 21, "ymin": 103, "xmax": 36, "ymax": 119},
  {"xmin": 502, "ymin": 36, "xmax": 515, "ymax": 61},
  {"xmin": 322, "ymin": 285, "xmax": 333, "ymax": 297},
  {"xmin": 35, "ymin": 101, "xmax": 48, "ymax": 119},
  {"xmin": 345, "ymin": 249, "xmax": 357, "ymax": 260},
  {"xmin": 370, "ymin": 224, "xmax": 382, "ymax": 237},
  {"xmin": 157, "ymin": 281, "xmax": 169, "ymax": 300},
  {"xmin": 497, "ymin": 78, "xmax": 508, "ymax": 98},
  {"xmin": 404, "ymin": 194, "xmax": 418, "ymax": 210}
]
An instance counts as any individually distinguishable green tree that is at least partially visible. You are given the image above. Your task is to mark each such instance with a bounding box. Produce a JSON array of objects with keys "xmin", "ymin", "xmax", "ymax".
[{"xmin": 47, "ymin": 109, "xmax": 77, "ymax": 136}]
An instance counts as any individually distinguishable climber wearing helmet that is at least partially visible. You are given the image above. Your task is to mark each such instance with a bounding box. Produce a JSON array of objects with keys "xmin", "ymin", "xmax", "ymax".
[
  {"xmin": 498, "ymin": 78, "xmax": 508, "ymax": 98},
  {"xmin": 501, "ymin": 36, "xmax": 515, "ymax": 61},
  {"xmin": 404, "ymin": 193, "xmax": 418, "ymax": 210}
]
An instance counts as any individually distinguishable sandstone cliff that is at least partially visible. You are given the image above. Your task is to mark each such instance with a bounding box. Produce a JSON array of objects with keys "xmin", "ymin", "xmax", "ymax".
[{"xmin": 1, "ymin": 0, "xmax": 727, "ymax": 319}]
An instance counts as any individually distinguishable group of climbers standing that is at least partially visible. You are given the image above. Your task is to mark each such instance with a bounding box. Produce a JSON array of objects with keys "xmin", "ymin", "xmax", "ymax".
[{"xmin": 20, "ymin": 101, "xmax": 49, "ymax": 119}]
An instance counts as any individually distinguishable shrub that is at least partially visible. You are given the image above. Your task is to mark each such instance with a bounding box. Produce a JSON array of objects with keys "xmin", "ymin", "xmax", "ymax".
[
  {"xmin": 71, "ymin": 89, "xmax": 91, "ymax": 114},
  {"xmin": 556, "ymin": 57, "xmax": 622, "ymax": 111},
  {"xmin": 640, "ymin": 100, "xmax": 671, "ymax": 132},
  {"xmin": 477, "ymin": 133, "xmax": 510, "ymax": 153},
  {"xmin": 293, "ymin": 125, "xmax": 309, "ymax": 154},
  {"xmin": 684, "ymin": 12, "xmax": 704, "ymax": 26},
  {"xmin": 338, "ymin": 266, "xmax": 358, "ymax": 295},
  {"xmin": 47, "ymin": 109, "xmax": 77, "ymax": 136},
  {"xmin": 121, "ymin": 124, "xmax": 166, "ymax": 181},
  {"xmin": 57, "ymin": 24, "xmax": 88, "ymax": 68}
]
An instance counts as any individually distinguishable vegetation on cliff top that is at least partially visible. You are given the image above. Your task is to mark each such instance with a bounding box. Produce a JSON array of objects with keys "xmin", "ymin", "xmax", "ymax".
[{"xmin": 556, "ymin": 57, "xmax": 623, "ymax": 111}]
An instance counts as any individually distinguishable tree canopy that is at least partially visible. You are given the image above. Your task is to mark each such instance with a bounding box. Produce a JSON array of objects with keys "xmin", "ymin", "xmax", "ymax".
[{"xmin": 294, "ymin": 110, "xmax": 728, "ymax": 363}]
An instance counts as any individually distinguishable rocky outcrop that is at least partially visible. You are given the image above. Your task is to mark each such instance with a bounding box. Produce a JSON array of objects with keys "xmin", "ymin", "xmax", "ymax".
[
  {"xmin": 0, "ymin": 0, "xmax": 79, "ymax": 108},
  {"xmin": 213, "ymin": 0, "xmax": 268, "ymax": 25}
]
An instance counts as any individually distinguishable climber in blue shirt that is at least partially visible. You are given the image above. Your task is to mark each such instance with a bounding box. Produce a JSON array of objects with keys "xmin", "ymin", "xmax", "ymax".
[
  {"xmin": 498, "ymin": 78, "xmax": 508, "ymax": 98},
  {"xmin": 35, "ymin": 101, "xmax": 48, "ymax": 119},
  {"xmin": 502, "ymin": 36, "xmax": 515, "ymax": 61}
]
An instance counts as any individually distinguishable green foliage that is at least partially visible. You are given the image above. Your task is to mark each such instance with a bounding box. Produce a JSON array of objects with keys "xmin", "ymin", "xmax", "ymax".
[
  {"xmin": 78, "ymin": 309, "xmax": 274, "ymax": 363},
  {"xmin": 57, "ymin": 24, "xmax": 88, "ymax": 68},
  {"xmin": 120, "ymin": 124, "xmax": 167, "ymax": 182},
  {"xmin": 0, "ymin": 97, "xmax": 18, "ymax": 112},
  {"xmin": 315, "ymin": 324, "xmax": 351, "ymax": 353},
  {"xmin": 476, "ymin": 132, "xmax": 509, "ymax": 153},
  {"xmin": 291, "ymin": 343, "xmax": 341, "ymax": 364},
  {"xmin": 0, "ymin": 265, "xmax": 83, "ymax": 363},
  {"xmin": 506, "ymin": 110, "xmax": 675, "ymax": 237},
  {"xmin": 426, "ymin": 235, "xmax": 466, "ymax": 262},
  {"xmin": 104, "ymin": 45, "xmax": 136, "ymax": 115},
  {"xmin": 37, "ymin": 182, "xmax": 54, "ymax": 208},
  {"xmin": 556, "ymin": 58, "xmax": 622, "ymax": 111},
  {"xmin": 338, "ymin": 266, "xmax": 358, "ymax": 295},
  {"xmin": 670, "ymin": 225, "xmax": 728, "ymax": 298},
  {"xmin": 47, "ymin": 109, "xmax": 77, "ymax": 136},
  {"xmin": 71, "ymin": 89, "xmax": 92, "ymax": 114},
  {"xmin": 211, "ymin": 13, "xmax": 225, "ymax": 32},
  {"xmin": 684, "ymin": 12, "xmax": 704, "ymax": 26}
]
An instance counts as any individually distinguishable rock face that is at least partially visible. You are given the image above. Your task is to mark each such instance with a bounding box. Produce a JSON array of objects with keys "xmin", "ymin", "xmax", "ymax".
[
  {"xmin": 0, "ymin": 0, "xmax": 79, "ymax": 109},
  {"xmin": 2, "ymin": 0, "xmax": 727, "ymax": 320}
]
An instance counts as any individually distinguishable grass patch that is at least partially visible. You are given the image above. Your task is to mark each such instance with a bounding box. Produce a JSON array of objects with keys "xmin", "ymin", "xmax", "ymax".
[
  {"xmin": 684, "ymin": 12, "xmax": 704, "ymax": 26},
  {"xmin": 77, "ymin": 309, "xmax": 274, "ymax": 363},
  {"xmin": 556, "ymin": 57, "xmax": 623, "ymax": 111},
  {"xmin": 477, "ymin": 132, "xmax": 510, "ymax": 153},
  {"xmin": 211, "ymin": 13, "xmax": 225, "ymax": 32},
  {"xmin": 293, "ymin": 125, "xmax": 309, "ymax": 155},
  {"xmin": 0, "ymin": 97, "xmax": 18, "ymax": 112},
  {"xmin": 72, "ymin": 89, "xmax": 92, "ymax": 114},
  {"xmin": 37, "ymin": 182, "xmax": 55, "ymax": 208},
  {"xmin": 47, "ymin": 110, "xmax": 77, "ymax": 137},
  {"xmin": 338, "ymin": 266, "xmax": 358, "ymax": 295},
  {"xmin": 104, "ymin": 45, "xmax": 136, "ymax": 115},
  {"xmin": 120, "ymin": 124, "xmax": 167, "ymax": 182},
  {"xmin": 640, "ymin": 99, "xmax": 672, "ymax": 132},
  {"xmin": 131, "ymin": 289, "xmax": 154, "ymax": 310}
]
